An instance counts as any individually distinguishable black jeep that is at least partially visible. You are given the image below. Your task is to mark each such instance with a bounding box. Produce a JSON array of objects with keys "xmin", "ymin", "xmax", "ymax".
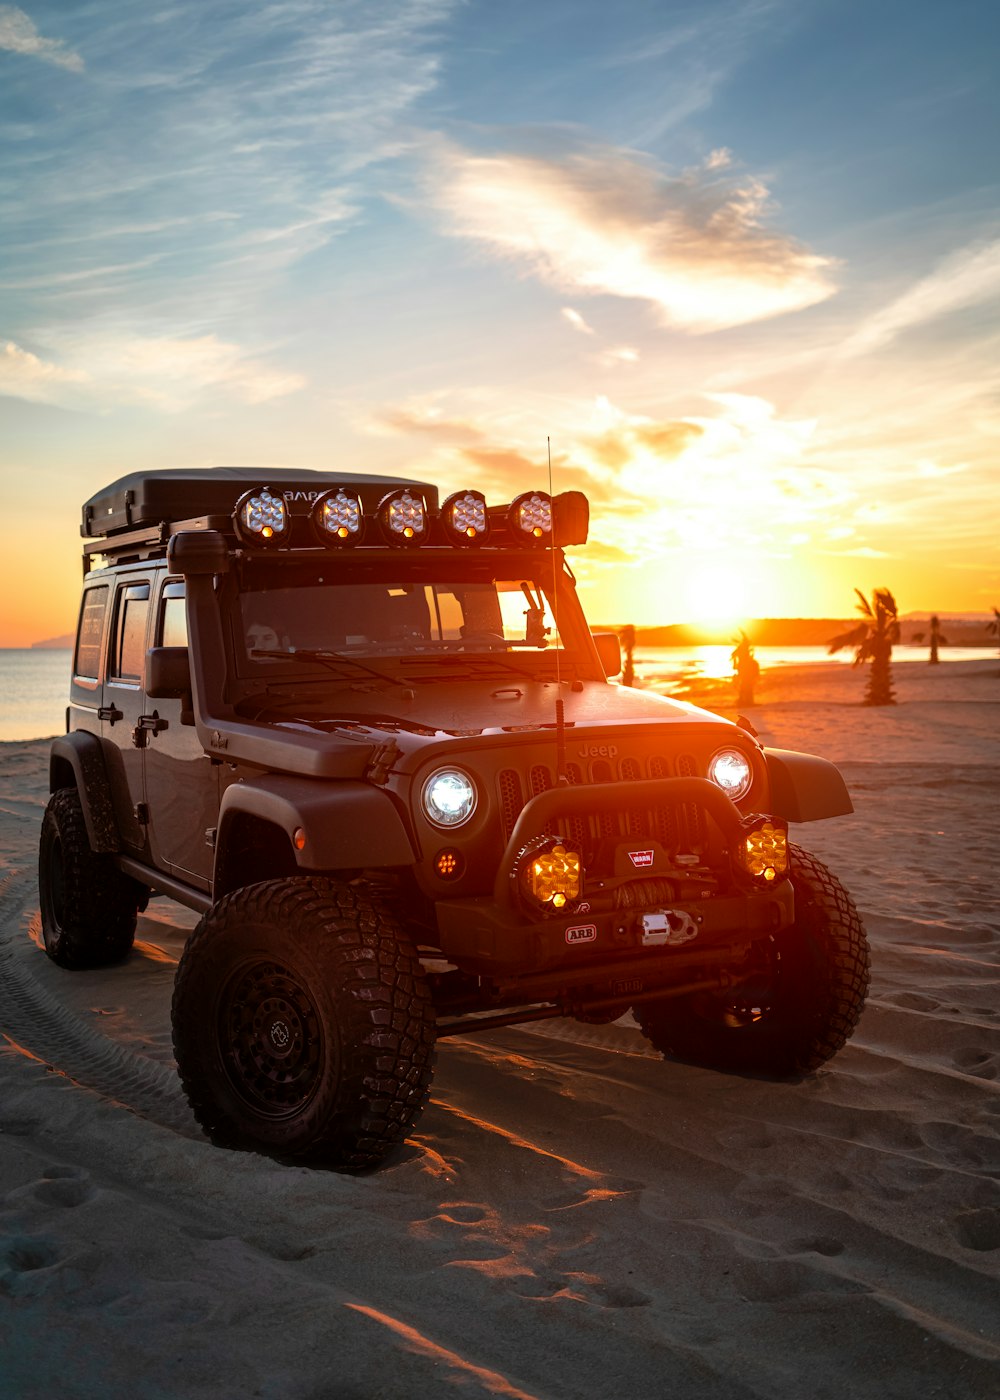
[{"xmin": 39, "ymin": 467, "xmax": 870, "ymax": 1167}]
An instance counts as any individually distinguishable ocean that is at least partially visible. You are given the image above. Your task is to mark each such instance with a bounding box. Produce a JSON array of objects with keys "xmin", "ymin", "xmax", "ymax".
[{"xmin": 1, "ymin": 644, "xmax": 996, "ymax": 743}]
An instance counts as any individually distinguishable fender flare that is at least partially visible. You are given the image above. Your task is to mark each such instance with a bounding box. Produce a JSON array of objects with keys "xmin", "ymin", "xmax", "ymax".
[
  {"xmin": 763, "ymin": 747, "xmax": 854, "ymax": 822},
  {"xmin": 48, "ymin": 732, "xmax": 120, "ymax": 853},
  {"xmin": 216, "ymin": 774, "xmax": 417, "ymax": 874}
]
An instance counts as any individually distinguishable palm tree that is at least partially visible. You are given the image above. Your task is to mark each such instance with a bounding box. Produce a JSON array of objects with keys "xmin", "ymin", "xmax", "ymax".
[
  {"xmin": 988, "ymin": 606, "xmax": 1000, "ymax": 658},
  {"xmin": 828, "ymin": 588, "xmax": 900, "ymax": 705},
  {"xmin": 912, "ymin": 614, "xmax": 948, "ymax": 664}
]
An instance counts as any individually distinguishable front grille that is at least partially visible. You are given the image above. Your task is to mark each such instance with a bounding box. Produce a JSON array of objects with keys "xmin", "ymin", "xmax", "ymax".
[{"xmin": 497, "ymin": 749, "xmax": 709, "ymax": 864}]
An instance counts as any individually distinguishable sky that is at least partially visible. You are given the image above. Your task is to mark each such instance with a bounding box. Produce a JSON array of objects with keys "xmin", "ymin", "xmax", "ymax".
[{"xmin": 1, "ymin": 0, "xmax": 998, "ymax": 646}]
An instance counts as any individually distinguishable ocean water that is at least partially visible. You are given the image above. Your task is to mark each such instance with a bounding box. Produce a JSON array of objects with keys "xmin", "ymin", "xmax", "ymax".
[
  {"xmin": 0, "ymin": 650, "xmax": 72, "ymax": 742},
  {"xmin": 1, "ymin": 643, "xmax": 996, "ymax": 743}
]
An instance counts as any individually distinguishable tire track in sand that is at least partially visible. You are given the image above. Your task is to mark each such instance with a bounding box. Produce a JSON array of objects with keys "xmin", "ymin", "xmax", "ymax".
[{"xmin": 0, "ymin": 870, "xmax": 197, "ymax": 1136}]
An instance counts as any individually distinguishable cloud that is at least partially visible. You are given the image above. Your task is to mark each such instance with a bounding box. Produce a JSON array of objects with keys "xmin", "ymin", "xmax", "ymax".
[
  {"xmin": 426, "ymin": 140, "xmax": 836, "ymax": 331},
  {"xmin": 0, "ymin": 340, "xmax": 89, "ymax": 402},
  {"xmin": 376, "ymin": 403, "xmax": 486, "ymax": 443},
  {"xmin": 596, "ymin": 345, "xmax": 640, "ymax": 367},
  {"xmin": 561, "ymin": 307, "xmax": 595, "ymax": 335},
  {"xmin": 0, "ymin": 333, "xmax": 303, "ymax": 410},
  {"xmin": 0, "ymin": 5, "xmax": 83, "ymax": 70},
  {"xmin": 841, "ymin": 238, "xmax": 1000, "ymax": 357}
]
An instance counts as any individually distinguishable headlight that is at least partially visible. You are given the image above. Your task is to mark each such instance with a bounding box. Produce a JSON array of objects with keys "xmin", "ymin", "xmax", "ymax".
[
  {"xmin": 422, "ymin": 768, "xmax": 477, "ymax": 828},
  {"xmin": 708, "ymin": 747, "xmax": 753, "ymax": 801}
]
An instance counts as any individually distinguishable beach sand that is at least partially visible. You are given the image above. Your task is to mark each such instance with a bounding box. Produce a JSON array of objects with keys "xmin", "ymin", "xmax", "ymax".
[{"xmin": 1, "ymin": 659, "xmax": 998, "ymax": 1398}]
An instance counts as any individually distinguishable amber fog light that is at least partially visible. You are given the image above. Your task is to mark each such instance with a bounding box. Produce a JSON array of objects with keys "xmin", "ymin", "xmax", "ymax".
[
  {"xmin": 513, "ymin": 835, "xmax": 582, "ymax": 914},
  {"xmin": 735, "ymin": 818, "xmax": 789, "ymax": 884},
  {"xmin": 434, "ymin": 848, "xmax": 464, "ymax": 880}
]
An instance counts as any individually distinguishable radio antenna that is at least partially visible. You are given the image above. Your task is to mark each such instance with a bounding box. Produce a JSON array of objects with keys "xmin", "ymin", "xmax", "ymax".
[{"xmin": 548, "ymin": 436, "xmax": 569, "ymax": 785}]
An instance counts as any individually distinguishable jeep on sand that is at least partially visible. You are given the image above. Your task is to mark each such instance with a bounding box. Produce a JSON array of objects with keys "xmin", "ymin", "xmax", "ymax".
[{"xmin": 39, "ymin": 467, "xmax": 870, "ymax": 1168}]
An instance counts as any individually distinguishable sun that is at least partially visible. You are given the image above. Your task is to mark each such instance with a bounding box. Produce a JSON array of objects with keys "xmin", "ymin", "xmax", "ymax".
[{"xmin": 676, "ymin": 561, "xmax": 752, "ymax": 631}]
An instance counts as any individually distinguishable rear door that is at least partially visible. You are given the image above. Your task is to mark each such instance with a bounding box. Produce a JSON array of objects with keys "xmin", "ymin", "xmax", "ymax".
[
  {"xmin": 142, "ymin": 577, "xmax": 219, "ymax": 888},
  {"xmin": 102, "ymin": 573, "xmax": 153, "ymax": 855}
]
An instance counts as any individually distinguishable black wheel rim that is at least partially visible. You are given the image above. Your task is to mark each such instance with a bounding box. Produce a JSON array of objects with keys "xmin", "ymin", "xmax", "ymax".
[
  {"xmin": 220, "ymin": 959, "xmax": 325, "ymax": 1119},
  {"xmin": 47, "ymin": 832, "xmax": 66, "ymax": 931}
]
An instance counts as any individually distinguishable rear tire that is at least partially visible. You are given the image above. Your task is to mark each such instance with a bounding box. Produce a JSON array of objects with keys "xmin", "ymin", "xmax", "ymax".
[
  {"xmin": 635, "ymin": 846, "xmax": 870, "ymax": 1076},
  {"xmin": 38, "ymin": 788, "xmax": 142, "ymax": 968},
  {"xmin": 171, "ymin": 877, "xmax": 436, "ymax": 1168}
]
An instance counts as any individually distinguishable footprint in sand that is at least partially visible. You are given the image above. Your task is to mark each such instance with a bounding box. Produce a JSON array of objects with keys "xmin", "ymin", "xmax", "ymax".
[
  {"xmin": 0, "ymin": 1235, "xmax": 65, "ymax": 1298},
  {"xmin": 5, "ymin": 1166, "xmax": 95, "ymax": 1211},
  {"xmin": 951, "ymin": 1207, "xmax": 1000, "ymax": 1252}
]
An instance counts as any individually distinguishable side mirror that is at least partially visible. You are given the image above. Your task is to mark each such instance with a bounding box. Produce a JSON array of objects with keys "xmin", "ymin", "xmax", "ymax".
[
  {"xmin": 145, "ymin": 646, "xmax": 191, "ymax": 699},
  {"xmin": 593, "ymin": 632, "xmax": 622, "ymax": 678}
]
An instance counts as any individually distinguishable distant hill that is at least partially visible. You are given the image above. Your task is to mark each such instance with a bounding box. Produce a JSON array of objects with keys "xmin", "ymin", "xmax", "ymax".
[
  {"xmin": 597, "ymin": 618, "xmax": 999, "ymax": 647},
  {"xmin": 32, "ymin": 634, "xmax": 74, "ymax": 650}
]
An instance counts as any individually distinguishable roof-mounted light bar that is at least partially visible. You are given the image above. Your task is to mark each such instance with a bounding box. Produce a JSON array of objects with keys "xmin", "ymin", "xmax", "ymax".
[
  {"xmin": 233, "ymin": 487, "xmax": 289, "ymax": 547},
  {"xmin": 508, "ymin": 490, "xmax": 552, "ymax": 545},
  {"xmin": 228, "ymin": 482, "xmax": 585, "ymax": 552},
  {"xmin": 441, "ymin": 489, "xmax": 489, "ymax": 546},
  {"xmin": 377, "ymin": 488, "xmax": 428, "ymax": 546},
  {"xmin": 311, "ymin": 488, "xmax": 363, "ymax": 547}
]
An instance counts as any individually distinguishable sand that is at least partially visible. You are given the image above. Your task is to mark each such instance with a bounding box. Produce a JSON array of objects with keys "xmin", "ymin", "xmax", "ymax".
[{"xmin": 1, "ymin": 659, "xmax": 998, "ymax": 1399}]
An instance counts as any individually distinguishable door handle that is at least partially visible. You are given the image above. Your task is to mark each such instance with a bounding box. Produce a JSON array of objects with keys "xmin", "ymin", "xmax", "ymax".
[
  {"xmin": 98, "ymin": 705, "xmax": 124, "ymax": 724},
  {"xmin": 132, "ymin": 712, "xmax": 169, "ymax": 747}
]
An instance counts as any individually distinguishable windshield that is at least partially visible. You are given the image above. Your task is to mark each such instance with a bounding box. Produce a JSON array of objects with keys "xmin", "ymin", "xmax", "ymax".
[{"xmin": 235, "ymin": 573, "xmax": 574, "ymax": 672}]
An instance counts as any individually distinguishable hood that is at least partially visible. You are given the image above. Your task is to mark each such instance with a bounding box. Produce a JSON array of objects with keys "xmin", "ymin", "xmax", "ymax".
[{"xmin": 267, "ymin": 676, "xmax": 731, "ymax": 746}]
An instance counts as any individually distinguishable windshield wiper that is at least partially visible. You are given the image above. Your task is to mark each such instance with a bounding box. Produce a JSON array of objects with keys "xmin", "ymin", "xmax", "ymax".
[{"xmin": 249, "ymin": 648, "xmax": 410, "ymax": 690}]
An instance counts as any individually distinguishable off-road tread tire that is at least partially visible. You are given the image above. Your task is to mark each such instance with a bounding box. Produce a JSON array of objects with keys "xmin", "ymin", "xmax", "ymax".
[
  {"xmin": 171, "ymin": 877, "xmax": 436, "ymax": 1169},
  {"xmin": 635, "ymin": 844, "xmax": 870, "ymax": 1076},
  {"xmin": 38, "ymin": 787, "xmax": 141, "ymax": 969}
]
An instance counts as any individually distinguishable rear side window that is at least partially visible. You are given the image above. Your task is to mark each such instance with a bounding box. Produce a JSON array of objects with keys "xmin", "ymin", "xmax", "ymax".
[
  {"xmin": 111, "ymin": 584, "xmax": 151, "ymax": 682},
  {"xmin": 159, "ymin": 581, "xmax": 187, "ymax": 647},
  {"xmin": 75, "ymin": 586, "xmax": 109, "ymax": 679}
]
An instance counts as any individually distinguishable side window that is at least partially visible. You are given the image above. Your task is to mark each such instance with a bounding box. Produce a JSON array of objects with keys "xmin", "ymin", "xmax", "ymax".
[
  {"xmin": 74, "ymin": 585, "xmax": 109, "ymax": 679},
  {"xmin": 110, "ymin": 583, "xmax": 151, "ymax": 683},
  {"xmin": 159, "ymin": 581, "xmax": 187, "ymax": 648}
]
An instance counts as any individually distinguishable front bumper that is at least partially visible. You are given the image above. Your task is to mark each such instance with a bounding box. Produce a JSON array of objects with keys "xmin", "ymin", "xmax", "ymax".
[
  {"xmin": 435, "ymin": 774, "xmax": 794, "ymax": 976},
  {"xmin": 435, "ymin": 879, "xmax": 794, "ymax": 975}
]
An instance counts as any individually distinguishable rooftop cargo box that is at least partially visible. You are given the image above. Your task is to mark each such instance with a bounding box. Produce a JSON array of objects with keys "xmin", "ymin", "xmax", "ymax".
[{"xmin": 81, "ymin": 467, "xmax": 437, "ymax": 539}]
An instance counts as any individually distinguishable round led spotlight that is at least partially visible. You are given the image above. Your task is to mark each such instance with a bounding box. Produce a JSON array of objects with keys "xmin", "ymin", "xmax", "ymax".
[
  {"xmin": 442, "ymin": 489, "xmax": 489, "ymax": 546},
  {"xmin": 708, "ymin": 747, "xmax": 753, "ymax": 801},
  {"xmin": 508, "ymin": 490, "xmax": 552, "ymax": 544},
  {"xmin": 378, "ymin": 488, "xmax": 428, "ymax": 546},
  {"xmin": 234, "ymin": 487, "xmax": 288, "ymax": 547},
  {"xmin": 422, "ymin": 767, "xmax": 477, "ymax": 829},
  {"xmin": 311, "ymin": 488, "xmax": 363, "ymax": 547}
]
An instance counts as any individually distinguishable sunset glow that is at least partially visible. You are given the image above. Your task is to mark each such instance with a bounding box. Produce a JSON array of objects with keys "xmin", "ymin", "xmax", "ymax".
[{"xmin": 1, "ymin": 1, "xmax": 998, "ymax": 645}]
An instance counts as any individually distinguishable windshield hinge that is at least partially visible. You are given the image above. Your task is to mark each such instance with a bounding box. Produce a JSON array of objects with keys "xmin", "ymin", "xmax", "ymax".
[{"xmin": 366, "ymin": 739, "xmax": 401, "ymax": 786}]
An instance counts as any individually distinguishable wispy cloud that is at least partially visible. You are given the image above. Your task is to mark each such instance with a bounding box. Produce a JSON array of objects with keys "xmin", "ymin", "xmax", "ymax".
[
  {"xmin": 561, "ymin": 307, "xmax": 595, "ymax": 335},
  {"xmin": 0, "ymin": 333, "xmax": 304, "ymax": 410},
  {"xmin": 841, "ymin": 238, "xmax": 1000, "ymax": 357},
  {"xmin": 0, "ymin": 5, "xmax": 83, "ymax": 71},
  {"xmin": 0, "ymin": 340, "xmax": 89, "ymax": 401},
  {"xmin": 2, "ymin": 1, "xmax": 454, "ymax": 329},
  {"xmin": 426, "ymin": 140, "xmax": 837, "ymax": 331}
]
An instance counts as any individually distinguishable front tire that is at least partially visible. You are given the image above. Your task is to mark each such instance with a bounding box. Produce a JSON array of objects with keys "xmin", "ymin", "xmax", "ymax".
[
  {"xmin": 635, "ymin": 846, "xmax": 870, "ymax": 1076},
  {"xmin": 171, "ymin": 878, "xmax": 436, "ymax": 1168},
  {"xmin": 38, "ymin": 787, "xmax": 143, "ymax": 969}
]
